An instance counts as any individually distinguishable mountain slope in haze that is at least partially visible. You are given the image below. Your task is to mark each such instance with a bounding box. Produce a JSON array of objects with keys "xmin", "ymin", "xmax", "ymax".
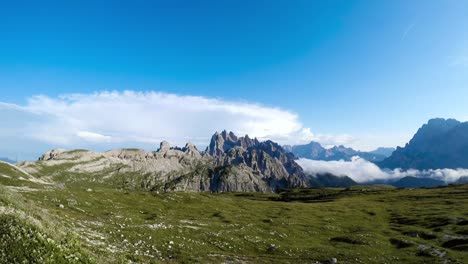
[
  {"xmin": 284, "ymin": 142, "xmax": 392, "ymax": 162},
  {"xmin": 391, "ymin": 176, "xmax": 445, "ymax": 188},
  {"xmin": 368, "ymin": 147, "xmax": 395, "ymax": 157},
  {"xmin": 379, "ymin": 118, "xmax": 468, "ymax": 170},
  {"xmin": 0, "ymin": 157, "xmax": 15, "ymax": 164},
  {"xmin": 308, "ymin": 173, "xmax": 357, "ymax": 188}
]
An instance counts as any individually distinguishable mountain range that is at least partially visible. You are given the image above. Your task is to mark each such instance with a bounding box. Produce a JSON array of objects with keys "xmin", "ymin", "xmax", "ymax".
[
  {"xmin": 283, "ymin": 142, "xmax": 394, "ymax": 162},
  {"xmin": 19, "ymin": 131, "xmax": 354, "ymax": 193},
  {"xmin": 379, "ymin": 118, "xmax": 468, "ymax": 170},
  {"xmin": 14, "ymin": 118, "xmax": 468, "ymax": 191}
]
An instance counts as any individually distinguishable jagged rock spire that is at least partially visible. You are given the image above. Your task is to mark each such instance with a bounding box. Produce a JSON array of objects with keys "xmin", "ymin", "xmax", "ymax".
[
  {"xmin": 206, "ymin": 131, "xmax": 259, "ymax": 157},
  {"xmin": 182, "ymin": 142, "xmax": 201, "ymax": 158},
  {"xmin": 158, "ymin": 141, "xmax": 171, "ymax": 152}
]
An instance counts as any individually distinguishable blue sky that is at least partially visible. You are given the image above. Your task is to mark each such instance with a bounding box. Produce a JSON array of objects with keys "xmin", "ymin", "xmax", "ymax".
[{"xmin": 1, "ymin": 0, "xmax": 467, "ymax": 160}]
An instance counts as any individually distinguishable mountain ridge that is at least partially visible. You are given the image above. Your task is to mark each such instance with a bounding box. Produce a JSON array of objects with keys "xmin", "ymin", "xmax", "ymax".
[
  {"xmin": 284, "ymin": 141, "xmax": 394, "ymax": 162},
  {"xmin": 22, "ymin": 131, "xmax": 312, "ymax": 193},
  {"xmin": 0, "ymin": 157, "xmax": 15, "ymax": 164},
  {"xmin": 379, "ymin": 118, "xmax": 468, "ymax": 170}
]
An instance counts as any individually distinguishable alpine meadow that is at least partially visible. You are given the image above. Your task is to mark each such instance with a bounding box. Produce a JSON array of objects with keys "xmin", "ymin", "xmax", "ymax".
[{"xmin": 1, "ymin": 1, "xmax": 468, "ymax": 263}]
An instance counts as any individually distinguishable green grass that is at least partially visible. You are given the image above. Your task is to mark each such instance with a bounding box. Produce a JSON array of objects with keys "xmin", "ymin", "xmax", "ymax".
[
  {"xmin": 0, "ymin": 214, "xmax": 92, "ymax": 264},
  {"xmin": 0, "ymin": 162, "xmax": 467, "ymax": 263},
  {"xmin": 65, "ymin": 149, "xmax": 89, "ymax": 154},
  {"xmin": 19, "ymin": 185, "xmax": 468, "ymax": 263},
  {"xmin": 0, "ymin": 161, "xmax": 29, "ymax": 179},
  {"xmin": 0, "ymin": 184, "xmax": 95, "ymax": 263}
]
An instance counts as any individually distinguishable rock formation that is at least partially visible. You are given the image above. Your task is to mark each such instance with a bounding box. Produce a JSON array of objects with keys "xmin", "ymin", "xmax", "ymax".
[
  {"xmin": 22, "ymin": 131, "xmax": 308, "ymax": 193},
  {"xmin": 39, "ymin": 149, "xmax": 66, "ymax": 161},
  {"xmin": 206, "ymin": 130, "xmax": 259, "ymax": 157}
]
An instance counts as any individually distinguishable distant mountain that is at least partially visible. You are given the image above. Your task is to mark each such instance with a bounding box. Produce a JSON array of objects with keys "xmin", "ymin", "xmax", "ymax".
[
  {"xmin": 456, "ymin": 176, "xmax": 468, "ymax": 184},
  {"xmin": 308, "ymin": 173, "xmax": 357, "ymax": 188},
  {"xmin": 391, "ymin": 176, "xmax": 445, "ymax": 188},
  {"xmin": 22, "ymin": 131, "xmax": 373, "ymax": 192},
  {"xmin": 368, "ymin": 147, "xmax": 395, "ymax": 157},
  {"xmin": 285, "ymin": 141, "xmax": 389, "ymax": 162},
  {"xmin": 379, "ymin": 118, "xmax": 468, "ymax": 170},
  {"xmin": 0, "ymin": 157, "xmax": 15, "ymax": 164},
  {"xmin": 363, "ymin": 177, "xmax": 447, "ymax": 188}
]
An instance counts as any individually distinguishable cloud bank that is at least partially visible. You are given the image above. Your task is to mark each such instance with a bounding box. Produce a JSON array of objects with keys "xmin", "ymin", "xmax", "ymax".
[
  {"xmin": 0, "ymin": 90, "xmax": 352, "ymax": 158},
  {"xmin": 297, "ymin": 157, "xmax": 468, "ymax": 183}
]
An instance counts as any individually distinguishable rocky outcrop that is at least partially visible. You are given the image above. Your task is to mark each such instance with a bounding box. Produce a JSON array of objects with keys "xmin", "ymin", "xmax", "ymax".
[{"xmin": 39, "ymin": 149, "xmax": 66, "ymax": 161}]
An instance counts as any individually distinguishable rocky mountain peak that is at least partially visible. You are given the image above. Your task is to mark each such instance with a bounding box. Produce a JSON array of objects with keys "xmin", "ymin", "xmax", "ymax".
[
  {"xmin": 182, "ymin": 142, "xmax": 201, "ymax": 158},
  {"xmin": 158, "ymin": 141, "xmax": 171, "ymax": 153},
  {"xmin": 409, "ymin": 118, "xmax": 461, "ymax": 148},
  {"xmin": 206, "ymin": 131, "xmax": 261, "ymax": 157},
  {"xmin": 379, "ymin": 118, "xmax": 468, "ymax": 170},
  {"xmin": 207, "ymin": 131, "xmax": 239, "ymax": 157}
]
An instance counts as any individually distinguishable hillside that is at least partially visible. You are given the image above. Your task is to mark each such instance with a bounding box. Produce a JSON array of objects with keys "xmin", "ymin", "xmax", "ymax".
[
  {"xmin": 379, "ymin": 118, "xmax": 468, "ymax": 170},
  {"xmin": 0, "ymin": 162, "xmax": 94, "ymax": 263},
  {"xmin": 1, "ymin": 160, "xmax": 467, "ymax": 263}
]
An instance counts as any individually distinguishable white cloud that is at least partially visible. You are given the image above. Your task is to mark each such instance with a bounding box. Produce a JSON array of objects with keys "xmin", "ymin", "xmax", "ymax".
[
  {"xmin": 297, "ymin": 157, "xmax": 390, "ymax": 182},
  {"xmin": 76, "ymin": 131, "xmax": 112, "ymax": 143},
  {"xmin": 0, "ymin": 90, "xmax": 350, "ymax": 154},
  {"xmin": 297, "ymin": 157, "xmax": 468, "ymax": 183},
  {"xmin": 265, "ymin": 127, "xmax": 355, "ymax": 147}
]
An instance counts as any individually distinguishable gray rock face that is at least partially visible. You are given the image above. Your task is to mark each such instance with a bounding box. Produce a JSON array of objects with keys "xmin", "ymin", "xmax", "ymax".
[
  {"xmin": 39, "ymin": 149, "xmax": 66, "ymax": 161},
  {"xmin": 206, "ymin": 130, "xmax": 259, "ymax": 157},
  {"xmin": 158, "ymin": 141, "xmax": 171, "ymax": 153},
  {"xmin": 165, "ymin": 132, "xmax": 308, "ymax": 192},
  {"xmin": 182, "ymin": 142, "xmax": 201, "ymax": 158},
  {"xmin": 25, "ymin": 131, "xmax": 308, "ymax": 193},
  {"xmin": 206, "ymin": 132, "xmax": 307, "ymax": 190}
]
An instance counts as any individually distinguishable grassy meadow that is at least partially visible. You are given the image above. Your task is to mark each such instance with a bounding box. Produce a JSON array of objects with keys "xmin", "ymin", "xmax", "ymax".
[{"xmin": 0, "ymin": 162, "xmax": 467, "ymax": 263}]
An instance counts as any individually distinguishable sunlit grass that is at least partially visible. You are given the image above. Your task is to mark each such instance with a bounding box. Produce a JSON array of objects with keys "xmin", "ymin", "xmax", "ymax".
[{"xmin": 1, "ymin": 161, "xmax": 467, "ymax": 263}]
